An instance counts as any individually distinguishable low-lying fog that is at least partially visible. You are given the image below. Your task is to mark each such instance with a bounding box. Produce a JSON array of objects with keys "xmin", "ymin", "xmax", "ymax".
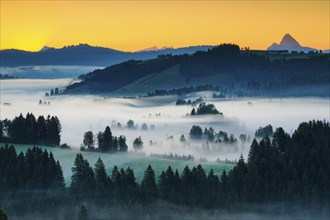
[
  {"xmin": 1, "ymin": 65, "xmax": 102, "ymax": 79},
  {"xmin": 1, "ymin": 79, "xmax": 329, "ymax": 161}
]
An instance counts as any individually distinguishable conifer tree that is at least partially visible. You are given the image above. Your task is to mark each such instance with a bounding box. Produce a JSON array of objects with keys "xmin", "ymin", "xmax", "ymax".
[{"xmin": 141, "ymin": 165, "xmax": 158, "ymax": 199}]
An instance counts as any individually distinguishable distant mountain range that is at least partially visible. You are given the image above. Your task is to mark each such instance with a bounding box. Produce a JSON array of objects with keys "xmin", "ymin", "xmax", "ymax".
[
  {"xmin": 267, "ymin": 34, "xmax": 319, "ymax": 52},
  {"xmin": 0, "ymin": 44, "xmax": 212, "ymax": 67}
]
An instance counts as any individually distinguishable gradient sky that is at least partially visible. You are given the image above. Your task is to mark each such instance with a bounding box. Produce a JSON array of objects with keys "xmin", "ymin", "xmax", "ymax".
[{"xmin": 1, "ymin": 1, "xmax": 329, "ymax": 52}]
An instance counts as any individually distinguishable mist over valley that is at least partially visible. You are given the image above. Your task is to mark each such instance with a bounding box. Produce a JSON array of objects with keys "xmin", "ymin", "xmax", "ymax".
[{"xmin": 0, "ymin": 35, "xmax": 329, "ymax": 220}]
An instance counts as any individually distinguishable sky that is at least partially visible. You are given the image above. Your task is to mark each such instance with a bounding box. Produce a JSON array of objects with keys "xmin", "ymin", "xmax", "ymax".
[{"xmin": 0, "ymin": 1, "xmax": 329, "ymax": 52}]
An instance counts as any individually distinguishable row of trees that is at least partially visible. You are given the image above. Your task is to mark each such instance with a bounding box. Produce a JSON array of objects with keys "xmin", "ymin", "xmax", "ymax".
[
  {"xmin": 0, "ymin": 113, "xmax": 61, "ymax": 146},
  {"xmin": 1, "ymin": 120, "xmax": 329, "ymax": 212},
  {"xmin": 82, "ymin": 126, "xmax": 128, "ymax": 152},
  {"xmin": 189, "ymin": 125, "xmax": 247, "ymax": 144},
  {"xmin": 191, "ymin": 102, "xmax": 222, "ymax": 115},
  {"xmin": 70, "ymin": 120, "xmax": 330, "ymax": 206},
  {"xmin": 69, "ymin": 153, "xmax": 225, "ymax": 206},
  {"xmin": 114, "ymin": 119, "xmax": 155, "ymax": 131},
  {"xmin": 0, "ymin": 145, "xmax": 65, "ymax": 191},
  {"xmin": 45, "ymin": 87, "xmax": 61, "ymax": 96},
  {"xmin": 147, "ymin": 84, "xmax": 220, "ymax": 97},
  {"xmin": 255, "ymin": 124, "xmax": 274, "ymax": 138}
]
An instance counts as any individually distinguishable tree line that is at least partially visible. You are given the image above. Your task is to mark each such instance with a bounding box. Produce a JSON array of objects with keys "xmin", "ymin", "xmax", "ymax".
[
  {"xmin": 147, "ymin": 84, "xmax": 220, "ymax": 97},
  {"xmin": 66, "ymin": 44, "xmax": 330, "ymax": 97},
  {"xmin": 81, "ymin": 126, "xmax": 128, "ymax": 152},
  {"xmin": 0, "ymin": 120, "xmax": 329, "ymax": 219},
  {"xmin": 191, "ymin": 102, "xmax": 222, "ymax": 115},
  {"xmin": 0, "ymin": 145, "xmax": 65, "ymax": 192},
  {"xmin": 0, "ymin": 113, "xmax": 61, "ymax": 146},
  {"xmin": 189, "ymin": 125, "xmax": 248, "ymax": 144}
]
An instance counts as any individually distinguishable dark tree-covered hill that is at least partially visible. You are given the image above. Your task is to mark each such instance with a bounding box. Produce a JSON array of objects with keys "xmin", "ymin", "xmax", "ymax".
[{"xmin": 64, "ymin": 44, "xmax": 330, "ymax": 96}]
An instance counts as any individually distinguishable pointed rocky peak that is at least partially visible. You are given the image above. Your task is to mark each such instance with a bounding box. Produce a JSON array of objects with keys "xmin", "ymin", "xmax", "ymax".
[
  {"xmin": 279, "ymin": 33, "xmax": 301, "ymax": 47},
  {"xmin": 267, "ymin": 33, "xmax": 317, "ymax": 52}
]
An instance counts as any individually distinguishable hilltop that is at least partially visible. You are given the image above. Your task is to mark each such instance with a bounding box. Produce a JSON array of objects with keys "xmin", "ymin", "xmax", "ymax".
[{"xmin": 64, "ymin": 44, "xmax": 330, "ymax": 97}]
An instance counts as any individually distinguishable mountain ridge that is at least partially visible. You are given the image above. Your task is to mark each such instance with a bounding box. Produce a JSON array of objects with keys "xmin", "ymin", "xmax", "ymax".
[
  {"xmin": 267, "ymin": 33, "xmax": 318, "ymax": 52},
  {"xmin": 0, "ymin": 44, "xmax": 213, "ymax": 67}
]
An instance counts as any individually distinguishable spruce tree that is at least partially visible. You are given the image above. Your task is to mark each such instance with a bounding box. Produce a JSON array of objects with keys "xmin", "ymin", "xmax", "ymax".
[
  {"xmin": 94, "ymin": 158, "xmax": 109, "ymax": 191},
  {"xmin": 141, "ymin": 165, "xmax": 158, "ymax": 199},
  {"xmin": 71, "ymin": 154, "xmax": 96, "ymax": 194}
]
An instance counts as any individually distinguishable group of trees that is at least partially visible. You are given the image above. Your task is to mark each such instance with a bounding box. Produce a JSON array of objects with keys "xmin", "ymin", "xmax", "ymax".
[
  {"xmin": 147, "ymin": 84, "xmax": 220, "ymax": 97},
  {"xmin": 0, "ymin": 74, "xmax": 15, "ymax": 79},
  {"xmin": 69, "ymin": 153, "xmax": 223, "ymax": 206},
  {"xmin": 255, "ymin": 124, "xmax": 274, "ymax": 138},
  {"xmin": 150, "ymin": 153, "xmax": 194, "ymax": 161},
  {"xmin": 176, "ymin": 97, "xmax": 203, "ymax": 106},
  {"xmin": 0, "ymin": 113, "xmax": 61, "ymax": 146},
  {"xmin": 67, "ymin": 120, "xmax": 330, "ymax": 206},
  {"xmin": 232, "ymin": 120, "xmax": 330, "ymax": 203},
  {"xmin": 82, "ymin": 126, "xmax": 128, "ymax": 152},
  {"xmin": 189, "ymin": 125, "xmax": 244, "ymax": 144},
  {"xmin": 71, "ymin": 154, "xmax": 140, "ymax": 199},
  {"xmin": 1, "ymin": 120, "xmax": 329, "ymax": 218},
  {"xmin": 127, "ymin": 120, "xmax": 153, "ymax": 130},
  {"xmin": 0, "ymin": 145, "xmax": 65, "ymax": 192},
  {"xmin": 133, "ymin": 136, "xmax": 143, "ymax": 151},
  {"xmin": 191, "ymin": 102, "xmax": 222, "ymax": 115},
  {"xmin": 45, "ymin": 87, "xmax": 61, "ymax": 97},
  {"xmin": 180, "ymin": 44, "xmax": 329, "ymax": 89}
]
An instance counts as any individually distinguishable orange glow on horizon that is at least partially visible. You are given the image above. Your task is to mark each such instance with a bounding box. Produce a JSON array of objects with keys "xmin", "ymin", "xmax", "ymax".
[{"xmin": 1, "ymin": 1, "xmax": 329, "ymax": 52}]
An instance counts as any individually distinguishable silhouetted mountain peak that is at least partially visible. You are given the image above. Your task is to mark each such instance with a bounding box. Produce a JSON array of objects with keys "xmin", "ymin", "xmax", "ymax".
[
  {"xmin": 267, "ymin": 33, "xmax": 317, "ymax": 52},
  {"xmin": 279, "ymin": 34, "xmax": 300, "ymax": 47}
]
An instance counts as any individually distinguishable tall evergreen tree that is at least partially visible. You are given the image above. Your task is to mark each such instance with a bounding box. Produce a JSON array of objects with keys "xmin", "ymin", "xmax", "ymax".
[
  {"xmin": 83, "ymin": 131, "xmax": 95, "ymax": 148},
  {"xmin": 141, "ymin": 165, "xmax": 158, "ymax": 199},
  {"xmin": 103, "ymin": 126, "xmax": 113, "ymax": 152},
  {"xmin": 8, "ymin": 113, "xmax": 25, "ymax": 143},
  {"xmin": 53, "ymin": 160, "xmax": 65, "ymax": 190},
  {"xmin": 36, "ymin": 115, "xmax": 47, "ymax": 144},
  {"xmin": 71, "ymin": 154, "xmax": 96, "ymax": 194},
  {"xmin": 25, "ymin": 113, "xmax": 37, "ymax": 144},
  {"xmin": 118, "ymin": 135, "xmax": 128, "ymax": 152},
  {"xmin": 94, "ymin": 158, "xmax": 109, "ymax": 191}
]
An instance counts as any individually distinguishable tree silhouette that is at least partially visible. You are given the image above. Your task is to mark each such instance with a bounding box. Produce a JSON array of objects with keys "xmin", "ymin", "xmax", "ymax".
[
  {"xmin": 141, "ymin": 165, "xmax": 158, "ymax": 199},
  {"xmin": 83, "ymin": 131, "xmax": 94, "ymax": 149},
  {"xmin": 133, "ymin": 136, "xmax": 143, "ymax": 151}
]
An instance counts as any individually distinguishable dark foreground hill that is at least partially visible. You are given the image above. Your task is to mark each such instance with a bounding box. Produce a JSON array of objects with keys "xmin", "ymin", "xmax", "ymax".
[{"xmin": 65, "ymin": 44, "xmax": 330, "ymax": 97}]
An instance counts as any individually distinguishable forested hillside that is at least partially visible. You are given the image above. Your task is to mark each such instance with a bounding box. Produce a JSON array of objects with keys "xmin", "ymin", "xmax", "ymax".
[{"xmin": 65, "ymin": 44, "xmax": 330, "ymax": 96}]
